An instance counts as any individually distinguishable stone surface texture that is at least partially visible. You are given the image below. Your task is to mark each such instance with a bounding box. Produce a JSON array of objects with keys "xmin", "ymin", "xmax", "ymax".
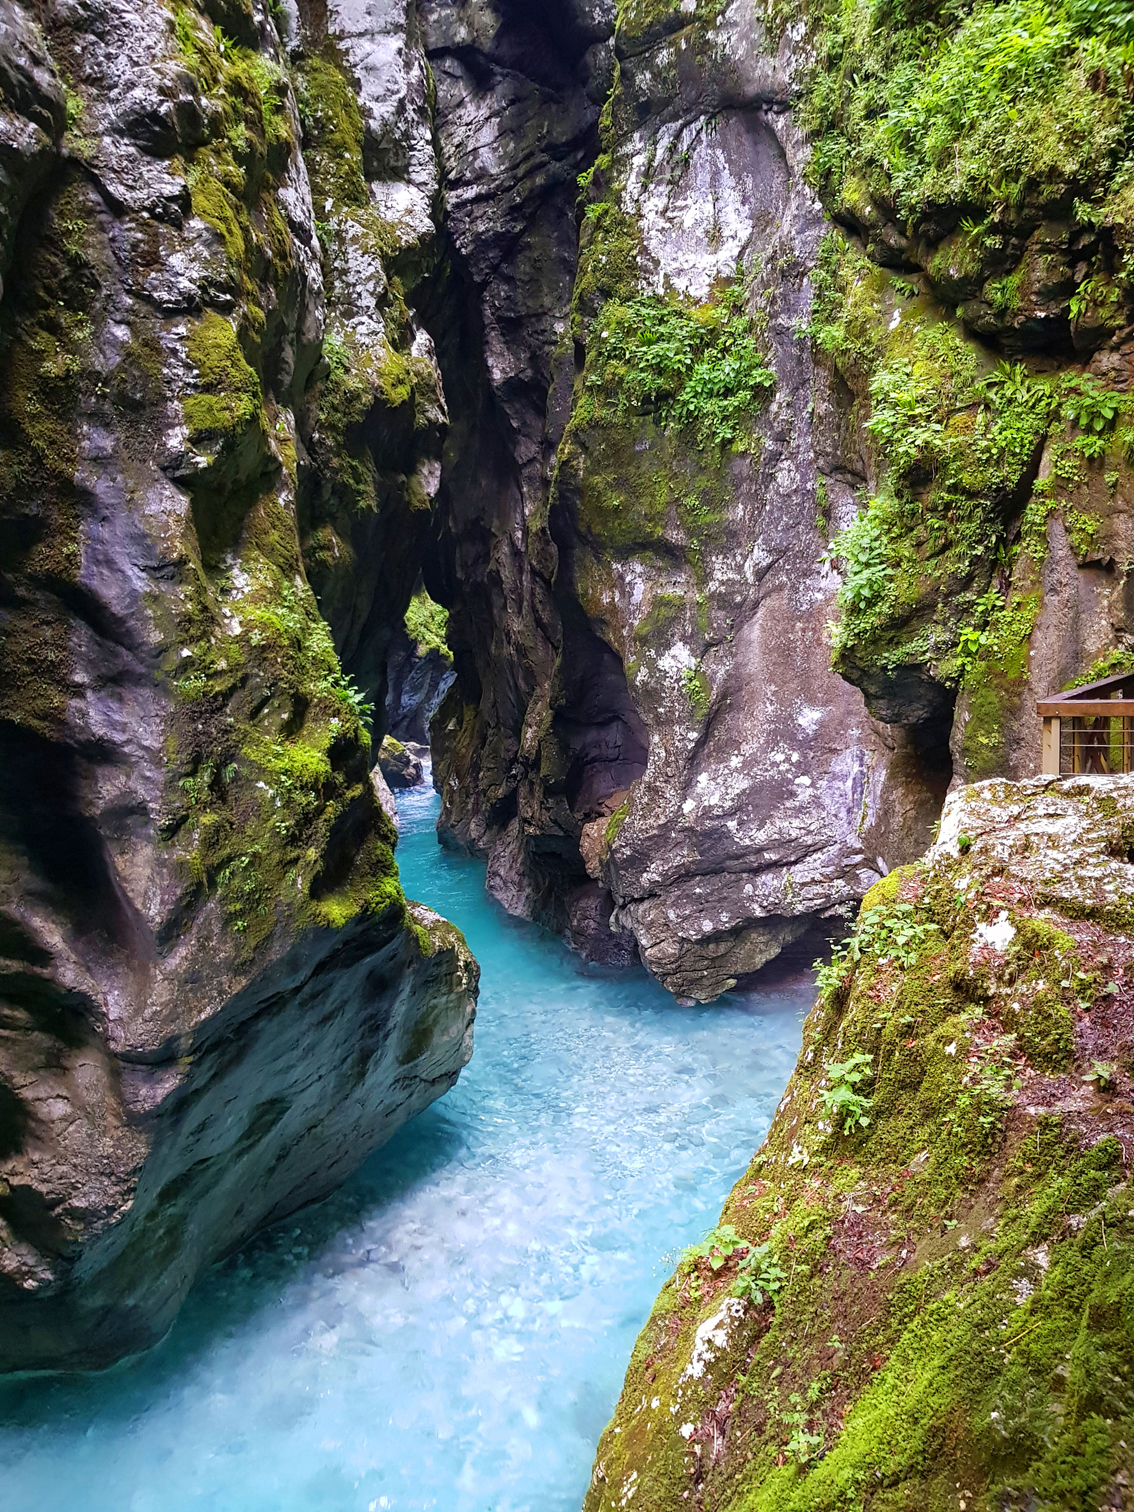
[
  {"xmin": 0, "ymin": 0, "xmax": 476, "ymax": 1372},
  {"xmin": 385, "ymin": 623, "xmax": 453, "ymax": 744},
  {"xmin": 379, "ymin": 732, "xmax": 424, "ymax": 787},
  {"xmin": 422, "ymin": 0, "xmax": 944, "ymax": 1000}
]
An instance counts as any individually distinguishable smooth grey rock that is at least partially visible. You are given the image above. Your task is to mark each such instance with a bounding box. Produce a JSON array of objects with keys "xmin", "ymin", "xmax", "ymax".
[
  {"xmin": 0, "ymin": 906, "xmax": 476, "ymax": 1373},
  {"xmin": 0, "ymin": 0, "xmax": 476, "ymax": 1373},
  {"xmin": 385, "ymin": 625, "xmax": 455, "ymax": 745},
  {"xmin": 424, "ymin": 0, "xmax": 944, "ymax": 998}
]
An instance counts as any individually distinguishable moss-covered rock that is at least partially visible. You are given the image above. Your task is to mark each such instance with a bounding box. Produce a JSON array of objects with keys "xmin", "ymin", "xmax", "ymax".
[
  {"xmin": 378, "ymin": 732, "xmax": 423, "ymax": 789},
  {"xmin": 587, "ymin": 775, "xmax": 1134, "ymax": 1509},
  {"xmin": 530, "ymin": 0, "xmax": 949, "ymax": 999},
  {"xmin": 290, "ymin": 16, "xmax": 447, "ymax": 723},
  {"xmin": 797, "ymin": 0, "xmax": 1134, "ymax": 783}
]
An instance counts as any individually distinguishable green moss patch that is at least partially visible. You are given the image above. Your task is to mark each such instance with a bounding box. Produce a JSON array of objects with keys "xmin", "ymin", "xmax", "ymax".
[
  {"xmin": 165, "ymin": 531, "xmax": 402, "ymax": 954},
  {"xmin": 586, "ymin": 788, "xmax": 1134, "ymax": 1510},
  {"xmin": 576, "ymin": 286, "xmax": 775, "ymax": 453},
  {"xmin": 183, "ymin": 310, "xmax": 264, "ymax": 440},
  {"xmin": 404, "ymin": 588, "xmax": 450, "ymax": 658}
]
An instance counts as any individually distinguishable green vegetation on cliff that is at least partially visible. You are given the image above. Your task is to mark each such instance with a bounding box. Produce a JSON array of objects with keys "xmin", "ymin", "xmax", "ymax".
[
  {"xmin": 576, "ymin": 286, "xmax": 775, "ymax": 452},
  {"xmin": 586, "ymin": 777, "xmax": 1134, "ymax": 1511},
  {"xmin": 158, "ymin": 3, "xmax": 406, "ymax": 954},
  {"xmin": 405, "ymin": 587, "xmax": 451, "ymax": 659},
  {"xmin": 802, "ymin": 0, "xmax": 1134, "ymax": 262},
  {"xmin": 809, "ymin": 222, "xmax": 1134, "ymax": 776},
  {"xmin": 796, "ymin": 0, "xmax": 1134, "ymax": 779}
]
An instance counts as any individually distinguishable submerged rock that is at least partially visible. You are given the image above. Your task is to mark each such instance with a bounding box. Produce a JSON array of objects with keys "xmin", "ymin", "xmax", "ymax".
[{"xmin": 586, "ymin": 775, "xmax": 1134, "ymax": 1508}]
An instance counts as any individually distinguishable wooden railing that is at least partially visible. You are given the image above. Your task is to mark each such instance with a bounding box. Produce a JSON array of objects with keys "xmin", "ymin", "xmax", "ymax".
[{"xmin": 1037, "ymin": 671, "xmax": 1134, "ymax": 775}]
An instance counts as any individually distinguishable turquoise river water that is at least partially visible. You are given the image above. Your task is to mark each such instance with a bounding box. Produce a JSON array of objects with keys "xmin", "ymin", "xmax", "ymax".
[{"xmin": 0, "ymin": 781, "xmax": 810, "ymax": 1512}]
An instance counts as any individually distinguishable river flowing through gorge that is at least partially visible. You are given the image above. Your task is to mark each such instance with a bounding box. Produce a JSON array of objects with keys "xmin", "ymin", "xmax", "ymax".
[{"xmin": 0, "ymin": 781, "xmax": 809, "ymax": 1512}]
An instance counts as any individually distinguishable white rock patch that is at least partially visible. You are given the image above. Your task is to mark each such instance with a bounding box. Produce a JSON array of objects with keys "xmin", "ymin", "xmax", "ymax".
[
  {"xmin": 975, "ymin": 911, "xmax": 1016, "ymax": 953},
  {"xmin": 680, "ymin": 1298, "xmax": 746, "ymax": 1382}
]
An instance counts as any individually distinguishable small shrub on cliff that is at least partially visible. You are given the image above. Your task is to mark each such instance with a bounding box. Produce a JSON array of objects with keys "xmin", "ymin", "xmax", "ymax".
[
  {"xmin": 1063, "ymin": 373, "xmax": 1124, "ymax": 442},
  {"xmin": 824, "ymin": 506, "xmax": 892, "ymax": 615},
  {"xmin": 680, "ymin": 1225, "xmax": 787, "ymax": 1307},
  {"xmin": 580, "ymin": 283, "xmax": 774, "ymax": 451},
  {"xmin": 336, "ymin": 675, "xmax": 373, "ymax": 727},
  {"xmin": 815, "ymin": 900, "xmax": 940, "ymax": 997},
  {"xmin": 783, "ymin": 1393, "xmax": 824, "ymax": 1464},
  {"xmin": 819, "ymin": 1051, "xmax": 875, "ymax": 1133}
]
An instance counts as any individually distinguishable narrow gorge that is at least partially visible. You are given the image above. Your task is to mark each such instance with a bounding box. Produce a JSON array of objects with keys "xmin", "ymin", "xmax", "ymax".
[{"xmin": 1, "ymin": 0, "xmax": 1133, "ymax": 1504}]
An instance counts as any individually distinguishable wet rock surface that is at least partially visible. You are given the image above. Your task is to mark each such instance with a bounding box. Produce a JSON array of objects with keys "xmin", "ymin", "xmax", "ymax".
[
  {"xmin": 0, "ymin": 904, "xmax": 476, "ymax": 1373},
  {"xmin": 422, "ymin": 0, "xmax": 944, "ymax": 998},
  {"xmin": 378, "ymin": 733, "xmax": 424, "ymax": 788},
  {"xmin": 385, "ymin": 624, "xmax": 453, "ymax": 745}
]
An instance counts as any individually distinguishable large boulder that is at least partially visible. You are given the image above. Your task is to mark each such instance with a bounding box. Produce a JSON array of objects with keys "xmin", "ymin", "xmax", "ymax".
[
  {"xmin": 587, "ymin": 775, "xmax": 1134, "ymax": 1507},
  {"xmin": 379, "ymin": 733, "xmax": 424, "ymax": 788}
]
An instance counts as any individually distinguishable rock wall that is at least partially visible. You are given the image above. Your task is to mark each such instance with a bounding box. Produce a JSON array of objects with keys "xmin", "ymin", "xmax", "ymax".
[
  {"xmin": 0, "ymin": 0, "xmax": 476, "ymax": 1372},
  {"xmin": 385, "ymin": 624, "xmax": 453, "ymax": 744},
  {"xmin": 6, "ymin": 0, "xmax": 1134, "ymax": 1378},
  {"xmin": 793, "ymin": 0, "xmax": 1134, "ymax": 787},
  {"xmin": 586, "ymin": 776, "xmax": 1134, "ymax": 1508},
  {"xmin": 422, "ymin": 0, "xmax": 1134, "ymax": 1001},
  {"xmin": 419, "ymin": 0, "xmax": 621, "ymax": 941},
  {"xmin": 423, "ymin": 0, "xmax": 945, "ymax": 998}
]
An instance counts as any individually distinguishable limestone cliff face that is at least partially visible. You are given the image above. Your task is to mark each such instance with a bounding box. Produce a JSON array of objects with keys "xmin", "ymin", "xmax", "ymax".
[
  {"xmin": 422, "ymin": 0, "xmax": 1134, "ymax": 999},
  {"xmin": 420, "ymin": 0, "xmax": 623, "ymax": 944},
  {"xmin": 586, "ymin": 777, "xmax": 1134, "ymax": 1509},
  {"xmin": 0, "ymin": 0, "xmax": 476, "ymax": 1372},
  {"xmin": 423, "ymin": 0, "xmax": 945, "ymax": 997},
  {"xmin": 5, "ymin": 0, "xmax": 1134, "ymax": 1376},
  {"xmin": 788, "ymin": 0, "xmax": 1134, "ymax": 788}
]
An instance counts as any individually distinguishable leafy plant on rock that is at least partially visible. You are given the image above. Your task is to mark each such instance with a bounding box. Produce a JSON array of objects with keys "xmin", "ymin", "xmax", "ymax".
[
  {"xmin": 1063, "ymin": 374, "xmax": 1123, "ymax": 437},
  {"xmin": 733, "ymin": 1241, "xmax": 787, "ymax": 1305},
  {"xmin": 819, "ymin": 1051, "xmax": 875, "ymax": 1134},
  {"xmin": 580, "ymin": 283, "xmax": 774, "ymax": 451},
  {"xmin": 680, "ymin": 1223, "xmax": 747, "ymax": 1271}
]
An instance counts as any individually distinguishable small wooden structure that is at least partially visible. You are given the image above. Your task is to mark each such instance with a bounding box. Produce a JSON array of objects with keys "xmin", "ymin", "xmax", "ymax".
[{"xmin": 1038, "ymin": 671, "xmax": 1134, "ymax": 775}]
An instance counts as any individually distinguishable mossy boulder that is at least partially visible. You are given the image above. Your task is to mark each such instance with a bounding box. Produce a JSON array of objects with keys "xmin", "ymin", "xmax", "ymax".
[
  {"xmin": 587, "ymin": 775, "xmax": 1134, "ymax": 1510},
  {"xmin": 379, "ymin": 733, "xmax": 424, "ymax": 789}
]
